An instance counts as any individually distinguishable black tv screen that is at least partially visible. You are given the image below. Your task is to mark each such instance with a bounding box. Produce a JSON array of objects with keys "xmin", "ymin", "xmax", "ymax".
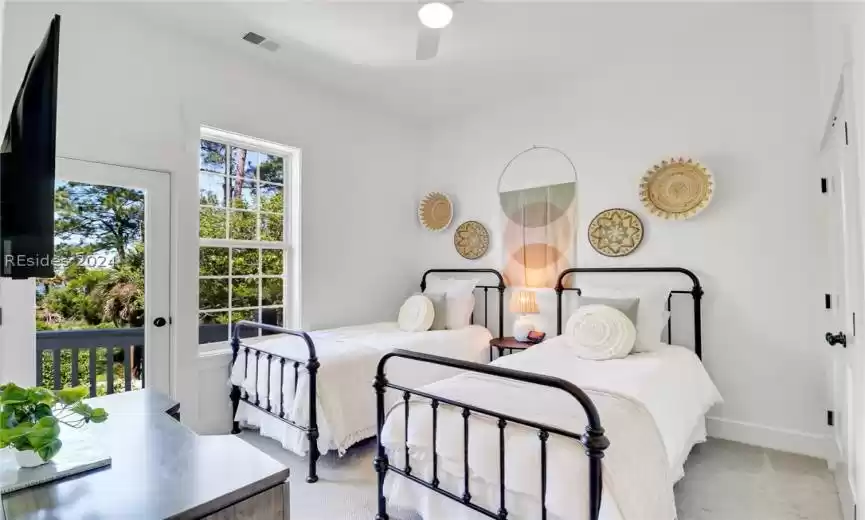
[{"xmin": 0, "ymin": 14, "xmax": 60, "ymax": 278}]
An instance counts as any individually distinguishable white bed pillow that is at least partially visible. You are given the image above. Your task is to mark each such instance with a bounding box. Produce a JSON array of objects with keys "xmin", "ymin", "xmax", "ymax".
[
  {"xmin": 398, "ymin": 295, "xmax": 434, "ymax": 332},
  {"xmin": 639, "ymin": 308, "xmax": 672, "ymax": 351},
  {"xmin": 425, "ymin": 292, "xmax": 448, "ymax": 330},
  {"xmin": 423, "ymin": 277, "xmax": 478, "ymax": 329},
  {"xmin": 577, "ymin": 295, "xmax": 639, "ymax": 326},
  {"xmin": 564, "ymin": 304, "xmax": 636, "ymax": 360},
  {"xmin": 577, "ymin": 287, "xmax": 668, "ymax": 352}
]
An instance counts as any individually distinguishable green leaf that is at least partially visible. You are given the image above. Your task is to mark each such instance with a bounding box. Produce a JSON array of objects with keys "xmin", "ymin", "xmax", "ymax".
[
  {"xmin": 0, "ymin": 422, "xmax": 33, "ymax": 449},
  {"xmin": 71, "ymin": 402, "xmax": 93, "ymax": 418},
  {"xmin": 27, "ymin": 387, "xmax": 56, "ymax": 405},
  {"xmin": 26, "ymin": 421, "xmax": 59, "ymax": 450},
  {"xmin": 0, "ymin": 409, "xmax": 19, "ymax": 429},
  {"xmin": 35, "ymin": 438, "xmax": 62, "ymax": 462},
  {"xmin": 89, "ymin": 408, "xmax": 109, "ymax": 423},
  {"xmin": 56, "ymin": 386, "xmax": 88, "ymax": 405},
  {"xmin": 0, "ymin": 383, "xmax": 29, "ymax": 405},
  {"xmin": 36, "ymin": 416, "xmax": 58, "ymax": 429},
  {"xmin": 33, "ymin": 403, "xmax": 53, "ymax": 420}
]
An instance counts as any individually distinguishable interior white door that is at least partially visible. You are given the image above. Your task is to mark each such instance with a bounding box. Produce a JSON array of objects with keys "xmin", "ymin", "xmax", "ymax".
[
  {"xmin": 54, "ymin": 157, "xmax": 172, "ymax": 395},
  {"xmin": 823, "ymin": 95, "xmax": 862, "ymax": 520}
]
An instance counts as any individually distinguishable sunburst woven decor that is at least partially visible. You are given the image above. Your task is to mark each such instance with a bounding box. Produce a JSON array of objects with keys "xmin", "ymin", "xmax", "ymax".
[
  {"xmin": 454, "ymin": 220, "xmax": 490, "ymax": 260},
  {"xmin": 640, "ymin": 157, "xmax": 713, "ymax": 220},
  {"xmin": 418, "ymin": 192, "xmax": 453, "ymax": 231},
  {"xmin": 588, "ymin": 208, "xmax": 644, "ymax": 257}
]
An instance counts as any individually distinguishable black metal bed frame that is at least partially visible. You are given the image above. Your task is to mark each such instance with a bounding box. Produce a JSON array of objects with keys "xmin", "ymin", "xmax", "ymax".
[
  {"xmin": 420, "ymin": 268, "xmax": 506, "ymax": 339},
  {"xmin": 374, "ymin": 351, "xmax": 609, "ymax": 520},
  {"xmin": 228, "ymin": 268, "xmax": 506, "ymax": 485},
  {"xmin": 373, "ymin": 266, "xmax": 704, "ymax": 520},
  {"xmin": 229, "ymin": 321, "xmax": 322, "ymax": 482},
  {"xmin": 555, "ymin": 266, "xmax": 703, "ymax": 359}
]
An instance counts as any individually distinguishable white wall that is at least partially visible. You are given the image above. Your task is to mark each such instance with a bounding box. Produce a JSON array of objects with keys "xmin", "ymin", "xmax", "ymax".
[
  {"xmin": 0, "ymin": 0, "xmax": 34, "ymax": 389},
  {"xmin": 415, "ymin": 3, "xmax": 829, "ymax": 457},
  {"xmin": 0, "ymin": 0, "xmax": 37, "ymax": 390},
  {"xmin": 2, "ymin": 2, "xmax": 423, "ymax": 429}
]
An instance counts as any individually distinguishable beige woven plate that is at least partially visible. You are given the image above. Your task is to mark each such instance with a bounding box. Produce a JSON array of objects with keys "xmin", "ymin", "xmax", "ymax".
[
  {"xmin": 588, "ymin": 208, "xmax": 644, "ymax": 257},
  {"xmin": 418, "ymin": 192, "xmax": 453, "ymax": 231},
  {"xmin": 640, "ymin": 157, "xmax": 714, "ymax": 219},
  {"xmin": 454, "ymin": 220, "xmax": 490, "ymax": 260}
]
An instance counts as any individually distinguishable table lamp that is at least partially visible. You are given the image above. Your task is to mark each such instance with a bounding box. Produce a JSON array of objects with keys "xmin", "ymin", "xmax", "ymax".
[{"xmin": 510, "ymin": 290, "xmax": 539, "ymax": 341}]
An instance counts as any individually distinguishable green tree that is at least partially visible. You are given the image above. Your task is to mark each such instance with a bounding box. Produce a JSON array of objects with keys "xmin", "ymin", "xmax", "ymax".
[
  {"xmin": 54, "ymin": 182, "xmax": 144, "ymax": 263},
  {"xmin": 94, "ymin": 265, "xmax": 144, "ymax": 327},
  {"xmin": 39, "ymin": 264, "xmax": 110, "ymax": 326}
]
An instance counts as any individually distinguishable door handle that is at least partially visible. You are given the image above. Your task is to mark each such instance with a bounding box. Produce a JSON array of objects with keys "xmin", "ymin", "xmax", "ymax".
[
  {"xmin": 826, "ymin": 331, "xmax": 847, "ymax": 348},
  {"xmin": 153, "ymin": 317, "xmax": 167, "ymax": 328}
]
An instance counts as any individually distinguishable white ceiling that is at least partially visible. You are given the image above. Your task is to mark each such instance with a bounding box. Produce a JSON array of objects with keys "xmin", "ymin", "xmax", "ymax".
[{"xmin": 117, "ymin": 2, "xmax": 754, "ymax": 120}]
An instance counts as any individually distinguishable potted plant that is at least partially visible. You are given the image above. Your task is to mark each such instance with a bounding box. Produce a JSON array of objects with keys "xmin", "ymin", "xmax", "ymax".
[{"xmin": 0, "ymin": 383, "xmax": 108, "ymax": 468}]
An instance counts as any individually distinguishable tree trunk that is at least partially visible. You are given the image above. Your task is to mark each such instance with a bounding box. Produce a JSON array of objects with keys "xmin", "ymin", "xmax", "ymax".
[{"xmin": 234, "ymin": 148, "xmax": 246, "ymax": 204}]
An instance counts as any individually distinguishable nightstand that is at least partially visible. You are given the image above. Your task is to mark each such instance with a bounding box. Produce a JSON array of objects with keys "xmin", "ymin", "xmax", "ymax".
[{"xmin": 489, "ymin": 336, "xmax": 536, "ymax": 361}]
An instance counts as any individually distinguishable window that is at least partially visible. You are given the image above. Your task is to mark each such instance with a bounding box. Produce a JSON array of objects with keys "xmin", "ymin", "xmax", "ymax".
[{"xmin": 198, "ymin": 127, "xmax": 299, "ymax": 343}]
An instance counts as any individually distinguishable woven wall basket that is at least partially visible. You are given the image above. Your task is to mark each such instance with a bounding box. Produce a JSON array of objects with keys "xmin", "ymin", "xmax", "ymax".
[
  {"xmin": 588, "ymin": 208, "xmax": 644, "ymax": 257},
  {"xmin": 639, "ymin": 157, "xmax": 714, "ymax": 220},
  {"xmin": 418, "ymin": 192, "xmax": 453, "ymax": 231},
  {"xmin": 454, "ymin": 220, "xmax": 490, "ymax": 260}
]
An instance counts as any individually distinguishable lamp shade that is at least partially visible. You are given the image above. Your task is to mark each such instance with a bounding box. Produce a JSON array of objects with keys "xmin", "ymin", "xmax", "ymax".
[{"xmin": 510, "ymin": 290, "xmax": 539, "ymax": 314}]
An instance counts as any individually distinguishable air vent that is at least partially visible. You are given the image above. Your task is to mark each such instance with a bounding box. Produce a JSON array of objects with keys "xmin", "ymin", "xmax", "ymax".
[
  {"xmin": 242, "ymin": 32, "xmax": 266, "ymax": 45},
  {"xmin": 242, "ymin": 31, "xmax": 279, "ymax": 52}
]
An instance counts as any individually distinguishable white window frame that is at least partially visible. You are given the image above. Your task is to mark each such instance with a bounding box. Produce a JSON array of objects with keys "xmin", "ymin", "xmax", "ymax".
[{"xmin": 198, "ymin": 126, "xmax": 301, "ymax": 339}]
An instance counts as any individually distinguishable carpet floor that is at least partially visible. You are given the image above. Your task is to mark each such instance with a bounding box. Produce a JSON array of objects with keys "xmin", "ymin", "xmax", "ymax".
[{"xmin": 238, "ymin": 432, "xmax": 842, "ymax": 520}]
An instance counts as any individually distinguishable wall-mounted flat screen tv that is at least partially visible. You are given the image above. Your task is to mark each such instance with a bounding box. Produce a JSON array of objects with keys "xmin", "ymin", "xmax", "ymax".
[{"xmin": 0, "ymin": 14, "xmax": 60, "ymax": 278}]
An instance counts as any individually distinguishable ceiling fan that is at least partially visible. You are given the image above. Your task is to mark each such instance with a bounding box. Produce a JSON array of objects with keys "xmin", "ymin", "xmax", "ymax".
[{"xmin": 416, "ymin": 1, "xmax": 458, "ymax": 60}]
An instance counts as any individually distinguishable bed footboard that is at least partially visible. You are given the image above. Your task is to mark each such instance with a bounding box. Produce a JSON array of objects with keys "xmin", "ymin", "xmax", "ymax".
[
  {"xmin": 373, "ymin": 349, "xmax": 609, "ymax": 520},
  {"xmin": 230, "ymin": 320, "xmax": 321, "ymax": 483}
]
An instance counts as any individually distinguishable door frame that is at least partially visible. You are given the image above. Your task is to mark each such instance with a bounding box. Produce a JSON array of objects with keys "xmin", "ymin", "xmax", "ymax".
[
  {"xmin": 821, "ymin": 65, "xmax": 864, "ymax": 520},
  {"xmin": 55, "ymin": 156, "xmax": 173, "ymax": 396}
]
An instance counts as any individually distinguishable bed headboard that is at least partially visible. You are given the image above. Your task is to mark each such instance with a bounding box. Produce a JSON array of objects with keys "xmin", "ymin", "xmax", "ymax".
[
  {"xmin": 420, "ymin": 268, "xmax": 506, "ymax": 339},
  {"xmin": 554, "ymin": 267, "xmax": 704, "ymax": 359}
]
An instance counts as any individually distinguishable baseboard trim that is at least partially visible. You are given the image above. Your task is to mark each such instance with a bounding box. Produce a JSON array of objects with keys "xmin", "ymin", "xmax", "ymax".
[{"xmin": 706, "ymin": 416, "xmax": 832, "ymax": 460}]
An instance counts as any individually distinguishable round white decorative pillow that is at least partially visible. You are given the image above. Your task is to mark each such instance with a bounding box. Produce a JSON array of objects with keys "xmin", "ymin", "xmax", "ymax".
[
  {"xmin": 565, "ymin": 304, "xmax": 637, "ymax": 360},
  {"xmin": 398, "ymin": 295, "xmax": 435, "ymax": 332}
]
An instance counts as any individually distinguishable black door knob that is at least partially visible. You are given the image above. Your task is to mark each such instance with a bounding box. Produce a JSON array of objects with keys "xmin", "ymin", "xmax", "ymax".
[
  {"xmin": 153, "ymin": 317, "xmax": 167, "ymax": 328},
  {"xmin": 826, "ymin": 331, "xmax": 847, "ymax": 348}
]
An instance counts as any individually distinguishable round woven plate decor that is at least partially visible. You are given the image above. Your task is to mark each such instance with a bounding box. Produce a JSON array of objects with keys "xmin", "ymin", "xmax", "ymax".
[
  {"xmin": 454, "ymin": 220, "xmax": 490, "ymax": 260},
  {"xmin": 418, "ymin": 192, "xmax": 453, "ymax": 232},
  {"xmin": 640, "ymin": 157, "xmax": 714, "ymax": 220},
  {"xmin": 588, "ymin": 208, "xmax": 644, "ymax": 257}
]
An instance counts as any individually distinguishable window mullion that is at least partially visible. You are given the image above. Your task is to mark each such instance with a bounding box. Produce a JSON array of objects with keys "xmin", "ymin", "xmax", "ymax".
[
  {"xmin": 200, "ymin": 134, "xmax": 293, "ymax": 342},
  {"xmin": 227, "ymin": 245, "xmax": 233, "ymax": 341},
  {"xmin": 226, "ymin": 144, "xmax": 232, "ymax": 241}
]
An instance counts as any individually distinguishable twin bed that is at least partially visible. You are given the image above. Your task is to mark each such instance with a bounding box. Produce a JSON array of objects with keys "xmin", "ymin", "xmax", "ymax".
[
  {"xmin": 229, "ymin": 268, "xmax": 506, "ymax": 483},
  {"xmin": 227, "ymin": 266, "xmax": 721, "ymax": 520}
]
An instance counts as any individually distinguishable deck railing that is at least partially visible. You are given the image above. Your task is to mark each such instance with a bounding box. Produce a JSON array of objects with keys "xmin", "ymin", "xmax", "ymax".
[
  {"xmin": 36, "ymin": 328, "xmax": 145, "ymax": 397},
  {"xmin": 35, "ymin": 323, "xmax": 237, "ymax": 397}
]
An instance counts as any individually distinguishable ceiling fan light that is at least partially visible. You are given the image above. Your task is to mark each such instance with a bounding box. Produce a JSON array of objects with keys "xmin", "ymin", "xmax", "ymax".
[{"xmin": 418, "ymin": 2, "xmax": 453, "ymax": 29}]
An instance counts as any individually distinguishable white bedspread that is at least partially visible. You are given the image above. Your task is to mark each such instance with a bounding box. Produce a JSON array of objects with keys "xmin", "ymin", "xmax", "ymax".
[
  {"xmin": 229, "ymin": 322, "xmax": 491, "ymax": 456},
  {"xmin": 381, "ymin": 338, "xmax": 722, "ymax": 520}
]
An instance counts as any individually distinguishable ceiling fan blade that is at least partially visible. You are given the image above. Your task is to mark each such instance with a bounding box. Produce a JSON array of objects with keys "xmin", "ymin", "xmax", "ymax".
[{"xmin": 416, "ymin": 27, "xmax": 440, "ymax": 60}]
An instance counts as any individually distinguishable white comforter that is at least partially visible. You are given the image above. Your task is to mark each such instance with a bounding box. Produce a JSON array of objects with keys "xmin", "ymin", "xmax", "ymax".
[
  {"xmin": 229, "ymin": 322, "xmax": 491, "ymax": 456},
  {"xmin": 381, "ymin": 338, "xmax": 722, "ymax": 520}
]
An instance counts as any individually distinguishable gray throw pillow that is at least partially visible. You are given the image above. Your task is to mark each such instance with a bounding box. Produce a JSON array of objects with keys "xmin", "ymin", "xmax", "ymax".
[
  {"xmin": 425, "ymin": 292, "xmax": 449, "ymax": 330},
  {"xmin": 578, "ymin": 296, "xmax": 639, "ymax": 326}
]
